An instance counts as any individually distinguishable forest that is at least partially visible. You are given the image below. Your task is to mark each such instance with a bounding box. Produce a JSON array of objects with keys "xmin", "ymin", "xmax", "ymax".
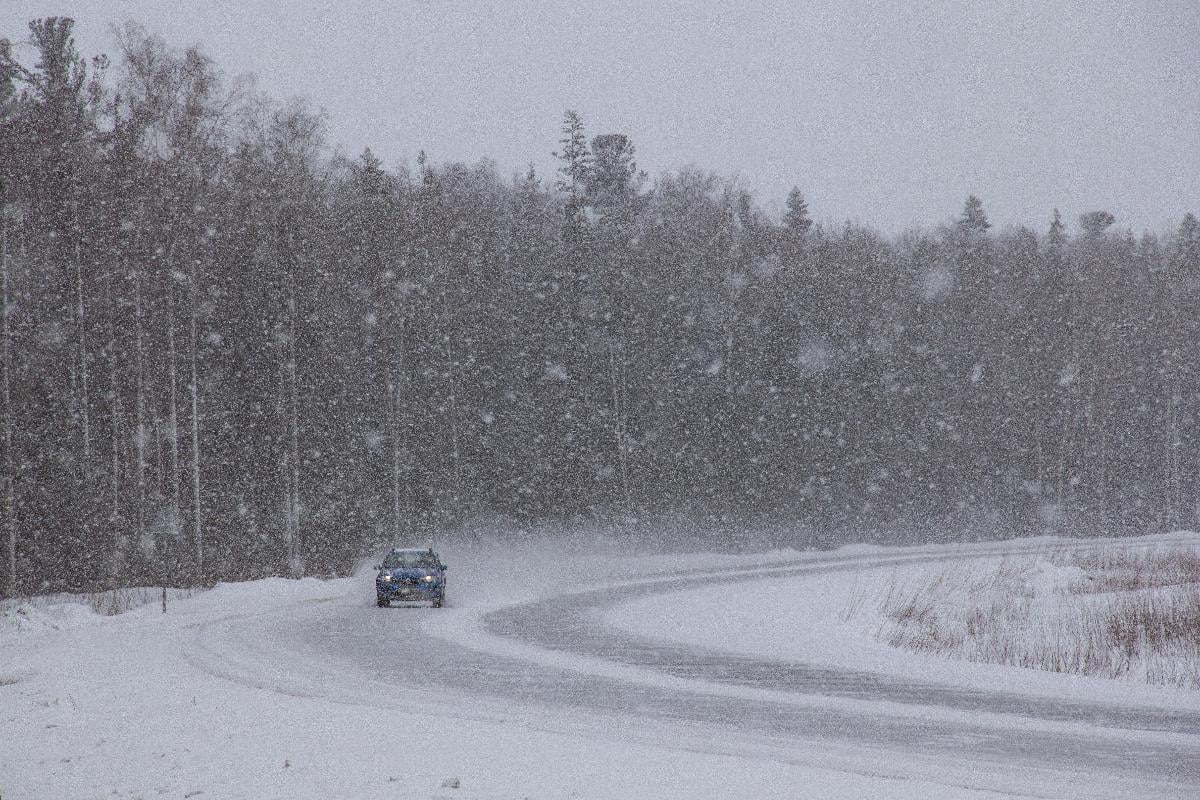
[{"xmin": 1, "ymin": 17, "xmax": 1198, "ymax": 595}]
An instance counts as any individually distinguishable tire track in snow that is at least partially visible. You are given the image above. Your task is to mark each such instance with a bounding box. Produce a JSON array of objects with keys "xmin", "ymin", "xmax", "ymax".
[{"xmin": 183, "ymin": 536, "xmax": 1200, "ymax": 799}]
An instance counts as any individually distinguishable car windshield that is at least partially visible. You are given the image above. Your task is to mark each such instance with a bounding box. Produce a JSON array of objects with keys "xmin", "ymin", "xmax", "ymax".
[{"xmin": 382, "ymin": 551, "xmax": 438, "ymax": 569}]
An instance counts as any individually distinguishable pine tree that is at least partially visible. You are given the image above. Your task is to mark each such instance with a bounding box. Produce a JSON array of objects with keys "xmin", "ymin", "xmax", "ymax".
[
  {"xmin": 1047, "ymin": 209, "xmax": 1065, "ymax": 256},
  {"xmin": 1079, "ymin": 210, "xmax": 1116, "ymax": 236},
  {"xmin": 784, "ymin": 187, "xmax": 813, "ymax": 234},
  {"xmin": 958, "ymin": 195, "xmax": 990, "ymax": 234},
  {"xmin": 588, "ymin": 133, "xmax": 639, "ymax": 208},
  {"xmin": 1176, "ymin": 213, "xmax": 1199, "ymax": 274},
  {"xmin": 553, "ymin": 109, "xmax": 592, "ymax": 233}
]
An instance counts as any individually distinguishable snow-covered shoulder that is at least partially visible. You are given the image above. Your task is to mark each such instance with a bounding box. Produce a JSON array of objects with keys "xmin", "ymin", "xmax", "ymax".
[{"xmin": 604, "ymin": 532, "xmax": 1200, "ymax": 711}]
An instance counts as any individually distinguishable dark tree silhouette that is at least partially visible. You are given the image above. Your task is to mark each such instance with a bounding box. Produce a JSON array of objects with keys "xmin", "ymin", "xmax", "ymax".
[{"xmin": 1, "ymin": 19, "xmax": 1197, "ymax": 595}]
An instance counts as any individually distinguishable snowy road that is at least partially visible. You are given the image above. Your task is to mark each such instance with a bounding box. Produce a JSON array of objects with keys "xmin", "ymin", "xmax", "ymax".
[
  {"xmin": 6, "ymin": 537, "xmax": 1199, "ymax": 798},
  {"xmin": 176, "ymin": 540, "xmax": 1200, "ymax": 799}
]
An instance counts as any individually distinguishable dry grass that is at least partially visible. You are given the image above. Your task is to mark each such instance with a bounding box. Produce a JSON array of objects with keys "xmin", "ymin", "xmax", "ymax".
[
  {"xmin": 91, "ymin": 586, "xmax": 206, "ymax": 615},
  {"xmin": 870, "ymin": 543, "xmax": 1200, "ymax": 688},
  {"xmin": 2, "ymin": 586, "xmax": 203, "ymax": 617},
  {"xmin": 1056, "ymin": 547, "xmax": 1200, "ymax": 594},
  {"xmin": 85, "ymin": 586, "xmax": 192, "ymax": 616}
]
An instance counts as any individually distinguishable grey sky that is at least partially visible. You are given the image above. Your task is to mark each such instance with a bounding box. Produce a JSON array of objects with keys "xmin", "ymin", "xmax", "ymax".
[{"xmin": 6, "ymin": 0, "xmax": 1198, "ymax": 234}]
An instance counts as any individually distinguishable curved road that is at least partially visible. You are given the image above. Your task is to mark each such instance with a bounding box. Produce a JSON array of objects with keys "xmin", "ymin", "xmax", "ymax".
[{"xmin": 189, "ymin": 543, "xmax": 1200, "ymax": 799}]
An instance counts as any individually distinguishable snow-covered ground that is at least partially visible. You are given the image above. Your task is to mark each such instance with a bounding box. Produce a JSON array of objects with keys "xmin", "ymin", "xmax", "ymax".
[
  {"xmin": 607, "ymin": 531, "xmax": 1200, "ymax": 710},
  {"xmin": 3, "ymin": 534, "xmax": 1198, "ymax": 799}
]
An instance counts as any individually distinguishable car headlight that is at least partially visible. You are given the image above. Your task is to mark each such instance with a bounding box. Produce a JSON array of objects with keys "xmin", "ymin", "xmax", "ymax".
[
  {"xmin": 381, "ymin": 575, "xmax": 392, "ymax": 582},
  {"xmin": 423, "ymin": 575, "xmax": 434, "ymax": 583}
]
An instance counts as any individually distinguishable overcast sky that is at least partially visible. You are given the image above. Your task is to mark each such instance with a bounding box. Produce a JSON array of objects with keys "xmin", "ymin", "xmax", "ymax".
[{"xmin": 5, "ymin": 1, "xmax": 1198, "ymax": 234}]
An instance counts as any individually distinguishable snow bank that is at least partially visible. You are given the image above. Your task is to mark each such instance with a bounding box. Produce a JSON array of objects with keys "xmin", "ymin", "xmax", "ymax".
[
  {"xmin": 1, "ymin": 600, "xmax": 103, "ymax": 640},
  {"xmin": 605, "ymin": 533, "xmax": 1200, "ymax": 710}
]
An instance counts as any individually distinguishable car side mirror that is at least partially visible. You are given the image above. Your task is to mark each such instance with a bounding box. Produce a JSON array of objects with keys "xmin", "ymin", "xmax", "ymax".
[
  {"xmin": 441, "ymin": 565, "xmax": 448, "ymax": 571},
  {"xmin": 373, "ymin": 564, "xmax": 381, "ymax": 571}
]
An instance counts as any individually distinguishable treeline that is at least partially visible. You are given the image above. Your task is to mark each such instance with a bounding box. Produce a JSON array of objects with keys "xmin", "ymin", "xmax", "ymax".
[{"xmin": 2, "ymin": 19, "xmax": 1198, "ymax": 595}]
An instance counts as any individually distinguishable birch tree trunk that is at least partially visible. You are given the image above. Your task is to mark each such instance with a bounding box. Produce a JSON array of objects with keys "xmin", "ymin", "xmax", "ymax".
[
  {"xmin": 440, "ymin": 291, "xmax": 462, "ymax": 524},
  {"xmin": 1167, "ymin": 369, "xmax": 1182, "ymax": 528},
  {"xmin": 389, "ymin": 317, "xmax": 407, "ymax": 539},
  {"xmin": 190, "ymin": 243, "xmax": 204, "ymax": 583},
  {"xmin": 275, "ymin": 221, "xmax": 301, "ymax": 577},
  {"xmin": 133, "ymin": 265, "xmax": 148, "ymax": 563},
  {"xmin": 608, "ymin": 342, "xmax": 632, "ymax": 514},
  {"xmin": 153, "ymin": 414, "xmax": 164, "ymax": 497},
  {"xmin": 166, "ymin": 266, "xmax": 181, "ymax": 543},
  {"xmin": 74, "ymin": 236, "xmax": 90, "ymax": 464},
  {"xmin": 2, "ymin": 200, "xmax": 15, "ymax": 597},
  {"xmin": 1054, "ymin": 391, "xmax": 1073, "ymax": 531},
  {"xmin": 1080, "ymin": 359, "xmax": 1099, "ymax": 515},
  {"xmin": 277, "ymin": 357, "xmax": 292, "ymax": 572},
  {"xmin": 107, "ymin": 259, "xmax": 122, "ymax": 591},
  {"xmin": 1097, "ymin": 414, "xmax": 1109, "ymax": 523},
  {"xmin": 287, "ymin": 264, "xmax": 301, "ymax": 576}
]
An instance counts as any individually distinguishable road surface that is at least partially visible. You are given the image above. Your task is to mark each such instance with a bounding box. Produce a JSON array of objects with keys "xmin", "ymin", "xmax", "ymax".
[{"xmin": 184, "ymin": 542, "xmax": 1200, "ymax": 799}]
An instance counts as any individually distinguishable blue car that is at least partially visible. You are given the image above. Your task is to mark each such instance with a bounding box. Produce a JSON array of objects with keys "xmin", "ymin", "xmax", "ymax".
[{"xmin": 375, "ymin": 548, "xmax": 448, "ymax": 608}]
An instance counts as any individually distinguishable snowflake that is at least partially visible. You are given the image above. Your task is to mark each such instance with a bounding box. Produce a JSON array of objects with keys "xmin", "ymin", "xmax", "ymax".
[
  {"xmin": 795, "ymin": 342, "xmax": 831, "ymax": 374},
  {"xmin": 1058, "ymin": 363, "xmax": 1077, "ymax": 387},
  {"xmin": 922, "ymin": 266, "xmax": 952, "ymax": 299}
]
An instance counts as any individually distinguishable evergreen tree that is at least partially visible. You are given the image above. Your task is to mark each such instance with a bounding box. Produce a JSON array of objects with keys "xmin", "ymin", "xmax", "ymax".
[
  {"xmin": 553, "ymin": 109, "xmax": 591, "ymax": 234},
  {"xmin": 1, "ymin": 16, "xmax": 1196, "ymax": 592},
  {"xmin": 1079, "ymin": 210, "xmax": 1116, "ymax": 236},
  {"xmin": 1176, "ymin": 212, "xmax": 1199, "ymax": 274},
  {"xmin": 783, "ymin": 187, "xmax": 812, "ymax": 234},
  {"xmin": 588, "ymin": 133, "xmax": 639, "ymax": 207},
  {"xmin": 958, "ymin": 194, "xmax": 990, "ymax": 234}
]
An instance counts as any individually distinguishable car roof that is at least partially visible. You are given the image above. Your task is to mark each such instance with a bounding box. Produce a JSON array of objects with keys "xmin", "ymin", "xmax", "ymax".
[{"xmin": 390, "ymin": 547, "xmax": 436, "ymax": 554}]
